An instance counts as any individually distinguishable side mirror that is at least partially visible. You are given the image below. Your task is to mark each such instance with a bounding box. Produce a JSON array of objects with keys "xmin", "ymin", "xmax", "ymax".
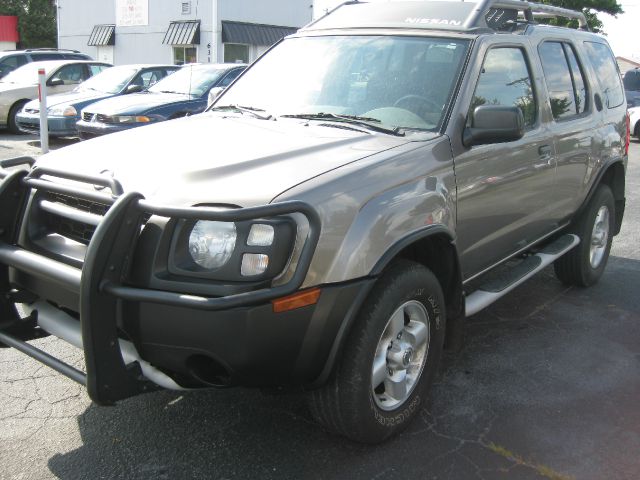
[
  {"xmin": 207, "ymin": 87, "xmax": 225, "ymax": 108},
  {"xmin": 125, "ymin": 84, "xmax": 144, "ymax": 94},
  {"xmin": 463, "ymin": 105, "xmax": 525, "ymax": 147},
  {"xmin": 47, "ymin": 77, "xmax": 64, "ymax": 87}
]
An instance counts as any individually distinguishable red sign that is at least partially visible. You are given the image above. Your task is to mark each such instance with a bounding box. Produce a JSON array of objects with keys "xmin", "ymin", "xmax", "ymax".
[{"xmin": 0, "ymin": 16, "xmax": 19, "ymax": 43}]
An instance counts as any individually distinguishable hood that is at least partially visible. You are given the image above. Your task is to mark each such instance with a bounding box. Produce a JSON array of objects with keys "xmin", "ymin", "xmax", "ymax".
[
  {"xmin": 25, "ymin": 89, "xmax": 112, "ymax": 110},
  {"xmin": 81, "ymin": 91, "xmax": 192, "ymax": 115},
  {"xmin": 36, "ymin": 113, "xmax": 419, "ymax": 206}
]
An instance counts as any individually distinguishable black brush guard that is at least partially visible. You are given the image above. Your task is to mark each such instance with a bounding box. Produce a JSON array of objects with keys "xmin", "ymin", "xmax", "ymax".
[{"xmin": 0, "ymin": 157, "xmax": 321, "ymax": 404}]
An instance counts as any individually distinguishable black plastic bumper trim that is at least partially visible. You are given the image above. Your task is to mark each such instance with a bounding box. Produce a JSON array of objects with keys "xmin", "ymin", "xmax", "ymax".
[{"xmin": 0, "ymin": 331, "xmax": 87, "ymax": 385}]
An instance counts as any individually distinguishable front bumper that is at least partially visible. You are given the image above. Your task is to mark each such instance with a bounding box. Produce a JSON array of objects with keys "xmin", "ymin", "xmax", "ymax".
[
  {"xmin": 0, "ymin": 158, "xmax": 367, "ymax": 405},
  {"xmin": 15, "ymin": 112, "xmax": 78, "ymax": 137},
  {"xmin": 76, "ymin": 119, "xmax": 146, "ymax": 139}
]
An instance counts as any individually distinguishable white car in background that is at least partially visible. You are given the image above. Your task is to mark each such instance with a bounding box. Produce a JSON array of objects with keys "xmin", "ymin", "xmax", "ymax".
[
  {"xmin": 0, "ymin": 60, "xmax": 111, "ymax": 133},
  {"xmin": 630, "ymin": 105, "xmax": 640, "ymax": 139}
]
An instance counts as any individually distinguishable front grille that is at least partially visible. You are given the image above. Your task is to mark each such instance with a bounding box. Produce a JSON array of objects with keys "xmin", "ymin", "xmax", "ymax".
[
  {"xmin": 48, "ymin": 192, "xmax": 110, "ymax": 216},
  {"xmin": 44, "ymin": 212, "xmax": 98, "ymax": 245},
  {"xmin": 82, "ymin": 112, "xmax": 94, "ymax": 121},
  {"xmin": 40, "ymin": 193, "xmax": 111, "ymax": 245}
]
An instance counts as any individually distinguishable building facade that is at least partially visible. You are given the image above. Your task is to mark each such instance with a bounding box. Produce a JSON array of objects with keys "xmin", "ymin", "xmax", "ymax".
[
  {"xmin": 616, "ymin": 56, "xmax": 640, "ymax": 76},
  {"xmin": 57, "ymin": 0, "xmax": 313, "ymax": 65}
]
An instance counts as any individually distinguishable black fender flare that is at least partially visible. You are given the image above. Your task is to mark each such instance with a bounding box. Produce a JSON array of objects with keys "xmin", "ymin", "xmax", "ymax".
[
  {"xmin": 575, "ymin": 157, "xmax": 626, "ymax": 235},
  {"xmin": 311, "ymin": 225, "xmax": 464, "ymax": 387}
]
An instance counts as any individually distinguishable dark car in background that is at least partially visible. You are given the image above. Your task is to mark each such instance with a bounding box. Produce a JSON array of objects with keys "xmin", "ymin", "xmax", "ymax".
[
  {"xmin": 76, "ymin": 63, "xmax": 246, "ymax": 139},
  {"xmin": 16, "ymin": 64, "xmax": 179, "ymax": 137},
  {"xmin": 624, "ymin": 68, "xmax": 640, "ymax": 107},
  {"xmin": 0, "ymin": 48, "xmax": 92, "ymax": 79}
]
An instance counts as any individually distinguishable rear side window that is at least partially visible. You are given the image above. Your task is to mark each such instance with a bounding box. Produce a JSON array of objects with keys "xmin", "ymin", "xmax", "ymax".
[
  {"xmin": 137, "ymin": 69, "xmax": 166, "ymax": 88},
  {"xmin": 583, "ymin": 41, "xmax": 624, "ymax": 108},
  {"xmin": 470, "ymin": 47, "xmax": 537, "ymax": 127},
  {"xmin": 538, "ymin": 42, "xmax": 588, "ymax": 120}
]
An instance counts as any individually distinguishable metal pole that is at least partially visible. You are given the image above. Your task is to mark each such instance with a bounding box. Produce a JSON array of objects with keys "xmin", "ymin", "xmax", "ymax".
[{"xmin": 38, "ymin": 68, "xmax": 49, "ymax": 154}]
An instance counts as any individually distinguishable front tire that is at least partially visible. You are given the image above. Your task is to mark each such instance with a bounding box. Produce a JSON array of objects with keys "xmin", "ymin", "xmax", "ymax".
[
  {"xmin": 554, "ymin": 185, "xmax": 615, "ymax": 287},
  {"xmin": 308, "ymin": 260, "xmax": 446, "ymax": 443},
  {"xmin": 8, "ymin": 100, "xmax": 28, "ymax": 134}
]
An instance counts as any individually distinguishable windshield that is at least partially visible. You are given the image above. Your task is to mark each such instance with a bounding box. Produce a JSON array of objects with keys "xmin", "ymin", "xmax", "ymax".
[
  {"xmin": 218, "ymin": 35, "xmax": 469, "ymax": 131},
  {"xmin": 148, "ymin": 65, "xmax": 227, "ymax": 96},
  {"xmin": 1, "ymin": 63, "xmax": 49, "ymax": 84},
  {"xmin": 76, "ymin": 66, "xmax": 136, "ymax": 94}
]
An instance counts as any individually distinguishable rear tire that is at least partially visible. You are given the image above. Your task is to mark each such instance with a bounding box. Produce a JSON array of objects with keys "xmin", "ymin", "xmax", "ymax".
[
  {"xmin": 554, "ymin": 185, "xmax": 615, "ymax": 287},
  {"xmin": 8, "ymin": 100, "xmax": 28, "ymax": 134},
  {"xmin": 308, "ymin": 260, "xmax": 446, "ymax": 443}
]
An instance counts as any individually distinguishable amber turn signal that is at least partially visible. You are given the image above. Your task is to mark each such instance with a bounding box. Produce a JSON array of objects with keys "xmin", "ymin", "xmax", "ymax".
[{"xmin": 272, "ymin": 288, "xmax": 321, "ymax": 313}]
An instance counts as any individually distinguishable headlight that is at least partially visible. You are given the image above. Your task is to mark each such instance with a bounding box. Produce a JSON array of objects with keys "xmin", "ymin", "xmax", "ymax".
[
  {"xmin": 170, "ymin": 216, "xmax": 295, "ymax": 282},
  {"xmin": 188, "ymin": 221, "xmax": 237, "ymax": 269},
  {"xmin": 47, "ymin": 105, "xmax": 77, "ymax": 116},
  {"xmin": 111, "ymin": 115, "xmax": 152, "ymax": 123}
]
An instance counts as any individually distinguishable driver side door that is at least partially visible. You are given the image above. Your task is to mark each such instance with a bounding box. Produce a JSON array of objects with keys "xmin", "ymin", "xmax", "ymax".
[{"xmin": 453, "ymin": 42, "xmax": 560, "ymax": 280}]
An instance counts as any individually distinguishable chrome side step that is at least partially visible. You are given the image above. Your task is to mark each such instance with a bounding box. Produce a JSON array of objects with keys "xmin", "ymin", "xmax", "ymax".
[{"xmin": 465, "ymin": 234, "xmax": 579, "ymax": 317}]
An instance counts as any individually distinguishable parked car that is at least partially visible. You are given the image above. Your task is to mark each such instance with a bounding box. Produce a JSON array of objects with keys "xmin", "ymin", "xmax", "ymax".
[
  {"xmin": 624, "ymin": 68, "xmax": 640, "ymax": 107},
  {"xmin": 630, "ymin": 105, "xmax": 640, "ymax": 138},
  {"xmin": 0, "ymin": 48, "xmax": 92, "ymax": 79},
  {"xmin": 76, "ymin": 63, "xmax": 246, "ymax": 139},
  {"xmin": 15, "ymin": 64, "xmax": 179, "ymax": 137},
  {"xmin": 0, "ymin": 60, "xmax": 111, "ymax": 133},
  {"xmin": 0, "ymin": 0, "xmax": 628, "ymax": 444}
]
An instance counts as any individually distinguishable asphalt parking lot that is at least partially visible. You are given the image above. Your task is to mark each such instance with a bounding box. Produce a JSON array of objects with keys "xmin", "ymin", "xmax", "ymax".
[{"xmin": 1, "ymin": 131, "xmax": 639, "ymax": 480}]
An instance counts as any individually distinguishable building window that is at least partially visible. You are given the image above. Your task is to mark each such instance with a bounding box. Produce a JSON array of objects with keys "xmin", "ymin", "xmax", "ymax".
[
  {"xmin": 181, "ymin": 2, "xmax": 191, "ymax": 15},
  {"xmin": 224, "ymin": 44, "xmax": 249, "ymax": 64},
  {"xmin": 174, "ymin": 46, "xmax": 197, "ymax": 65}
]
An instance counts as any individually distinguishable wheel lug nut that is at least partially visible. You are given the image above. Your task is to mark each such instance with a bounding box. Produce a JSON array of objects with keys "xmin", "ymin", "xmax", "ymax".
[{"xmin": 397, "ymin": 332, "xmax": 402, "ymax": 339}]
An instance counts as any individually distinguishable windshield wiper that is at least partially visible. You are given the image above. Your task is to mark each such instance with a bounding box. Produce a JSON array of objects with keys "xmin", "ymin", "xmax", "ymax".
[
  {"xmin": 280, "ymin": 113, "xmax": 404, "ymax": 136},
  {"xmin": 209, "ymin": 104, "xmax": 273, "ymax": 120},
  {"xmin": 157, "ymin": 90, "xmax": 183, "ymax": 94}
]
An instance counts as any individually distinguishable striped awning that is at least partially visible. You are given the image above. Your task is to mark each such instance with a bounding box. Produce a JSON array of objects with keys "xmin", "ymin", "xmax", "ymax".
[
  {"xmin": 221, "ymin": 21, "xmax": 297, "ymax": 46},
  {"xmin": 163, "ymin": 20, "xmax": 200, "ymax": 45},
  {"xmin": 87, "ymin": 24, "xmax": 115, "ymax": 46}
]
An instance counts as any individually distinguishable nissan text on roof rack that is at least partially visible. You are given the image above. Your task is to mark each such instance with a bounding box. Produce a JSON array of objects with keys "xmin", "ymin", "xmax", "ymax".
[{"xmin": 0, "ymin": 0, "xmax": 628, "ymax": 443}]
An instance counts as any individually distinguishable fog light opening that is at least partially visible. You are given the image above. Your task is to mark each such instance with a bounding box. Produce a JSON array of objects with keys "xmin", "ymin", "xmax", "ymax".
[{"xmin": 186, "ymin": 355, "xmax": 232, "ymax": 387}]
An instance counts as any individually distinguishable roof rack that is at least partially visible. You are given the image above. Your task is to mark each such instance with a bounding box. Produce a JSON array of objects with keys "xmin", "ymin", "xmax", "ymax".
[
  {"xmin": 24, "ymin": 48, "xmax": 81, "ymax": 53},
  {"xmin": 304, "ymin": 0, "xmax": 589, "ymax": 34},
  {"xmin": 467, "ymin": 0, "xmax": 589, "ymax": 31}
]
